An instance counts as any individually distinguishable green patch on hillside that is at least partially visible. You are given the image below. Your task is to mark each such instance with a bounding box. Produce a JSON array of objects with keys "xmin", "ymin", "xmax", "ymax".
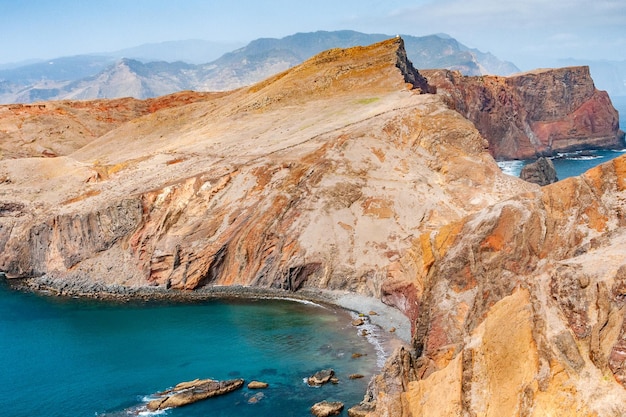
[{"xmin": 354, "ymin": 97, "xmax": 380, "ymax": 105}]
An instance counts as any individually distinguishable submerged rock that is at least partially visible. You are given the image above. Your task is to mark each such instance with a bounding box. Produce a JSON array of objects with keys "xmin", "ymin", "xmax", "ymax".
[{"xmin": 146, "ymin": 378, "xmax": 244, "ymax": 411}]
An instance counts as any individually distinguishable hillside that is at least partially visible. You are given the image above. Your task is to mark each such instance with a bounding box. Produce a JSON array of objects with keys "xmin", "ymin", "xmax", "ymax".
[{"xmin": 1, "ymin": 38, "xmax": 625, "ymax": 416}]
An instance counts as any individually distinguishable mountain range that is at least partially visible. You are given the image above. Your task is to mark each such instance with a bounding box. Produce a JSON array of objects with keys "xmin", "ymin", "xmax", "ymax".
[{"xmin": 0, "ymin": 30, "xmax": 520, "ymax": 104}]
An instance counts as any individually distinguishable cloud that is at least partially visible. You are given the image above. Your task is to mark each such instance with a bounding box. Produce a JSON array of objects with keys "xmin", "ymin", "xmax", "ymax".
[{"xmin": 389, "ymin": 0, "xmax": 626, "ymax": 30}]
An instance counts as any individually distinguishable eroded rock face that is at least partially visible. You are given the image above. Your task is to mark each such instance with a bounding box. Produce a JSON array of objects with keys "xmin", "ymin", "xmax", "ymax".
[
  {"xmin": 423, "ymin": 67, "xmax": 625, "ymax": 159},
  {"xmin": 366, "ymin": 155, "xmax": 626, "ymax": 416}
]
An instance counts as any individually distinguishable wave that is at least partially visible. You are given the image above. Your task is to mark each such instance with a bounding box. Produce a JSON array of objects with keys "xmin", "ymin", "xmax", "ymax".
[
  {"xmin": 496, "ymin": 160, "xmax": 525, "ymax": 177},
  {"xmin": 262, "ymin": 296, "xmax": 329, "ymax": 309},
  {"xmin": 94, "ymin": 406, "xmax": 167, "ymax": 416},
  {"xmin": 562, "ymin": 155, "xmax": 603, "ymax": 161},
  {"xmin": 350, "ymin": 313, "xmax": 390, "ymax": 368},
  {"xmin": 135, "ymin": 410, "xmax": 167, "ymax": 416}
]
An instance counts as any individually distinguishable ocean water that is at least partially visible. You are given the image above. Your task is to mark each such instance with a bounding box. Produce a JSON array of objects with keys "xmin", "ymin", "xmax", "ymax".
[
  {"xmin": 497, "ymin": 148, "xmax": 626, "ymax": 179},
  {"xmin": 498, "ymin": 98, "xmax": 626, "ymax": 179},
  {"xmin": 0, "ymin": 281, "xmax": 381, "ymax": 417}
]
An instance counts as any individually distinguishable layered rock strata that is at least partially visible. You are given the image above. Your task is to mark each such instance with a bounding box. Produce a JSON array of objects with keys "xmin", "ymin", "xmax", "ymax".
[
  {"xmin": 423, "ymin": 67, "xmax": 625, "ymax": 159},
  {"xmin": 146, "ymin": 378, "xmax": 244, "ymax": 411},
  {"xmin": 1, "ymin": 38, "xmax": 625, "ymax": 416}
]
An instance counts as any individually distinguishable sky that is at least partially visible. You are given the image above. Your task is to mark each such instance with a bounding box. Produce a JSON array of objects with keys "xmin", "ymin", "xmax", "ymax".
[{"xmin": 1, "ymin": 0, "xmax": 625, "ymax": 71}]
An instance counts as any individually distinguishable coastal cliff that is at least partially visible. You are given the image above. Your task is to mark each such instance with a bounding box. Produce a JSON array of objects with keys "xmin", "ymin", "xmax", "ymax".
[
  {"xmin": 367, "ymin": 155, "xmax": 626, "ymax": 416},
  {"xmin": 423, "ymin": 67, "xmax": 625, "ymax": 159},
  {"xmin": 1, "ymin": 38, "xmax": 626, "ymax": 416}
]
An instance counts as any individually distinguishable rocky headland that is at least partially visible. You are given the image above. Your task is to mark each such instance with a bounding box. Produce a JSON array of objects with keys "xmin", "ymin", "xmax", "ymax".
[
  {"xmin": 423, "ymin": 67, "xmax": 625, "ymax": 159},
  {"xmin": 1, "ymin": 38, "xmax": 626, "ymax": 416}
]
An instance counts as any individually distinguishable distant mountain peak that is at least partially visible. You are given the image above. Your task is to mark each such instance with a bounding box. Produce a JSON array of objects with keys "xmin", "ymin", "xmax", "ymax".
[{"xmin": 0, "ymin": 30, "xmax": 519, "ymax": 104}]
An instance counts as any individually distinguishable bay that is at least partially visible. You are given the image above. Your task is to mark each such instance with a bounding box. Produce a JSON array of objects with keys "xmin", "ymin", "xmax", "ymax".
[{"xmin": 0, "ymin": 281, "xmax": 381, "ymax": 417}]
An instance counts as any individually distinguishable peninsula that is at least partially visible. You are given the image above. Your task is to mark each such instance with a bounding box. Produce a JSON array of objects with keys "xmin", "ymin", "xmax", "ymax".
[{"xmin": 1, "ymin": 38, "xmax": 625, "ymax": 416}]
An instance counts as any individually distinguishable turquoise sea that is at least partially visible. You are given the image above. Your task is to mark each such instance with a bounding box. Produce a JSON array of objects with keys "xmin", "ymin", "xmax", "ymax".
[{"xmin": 0, "ymin": 281, "xmax": 380, "ymax": 417}]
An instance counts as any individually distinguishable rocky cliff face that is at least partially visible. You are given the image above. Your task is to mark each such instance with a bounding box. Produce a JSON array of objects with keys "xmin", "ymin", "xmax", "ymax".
[
  {"xmin": 424, "ymin": 67, "xmax": 625, "ymax": 159},
  {"xmin": 366, "ymin": 154, "xmax": 626, "ymax": 416},
  {"xmin": 1, "ymin": 38, "xmax": 625, "ymax": 416},
  {"xmin": 0, "ymin": 38, "xmax": 516, "ymax": 290}
]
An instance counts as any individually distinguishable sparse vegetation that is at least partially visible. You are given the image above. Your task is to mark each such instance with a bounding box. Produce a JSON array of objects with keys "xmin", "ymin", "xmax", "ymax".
[{"xmin": 355, "ymin": 97, "xmax": 380, "ymax": 105}]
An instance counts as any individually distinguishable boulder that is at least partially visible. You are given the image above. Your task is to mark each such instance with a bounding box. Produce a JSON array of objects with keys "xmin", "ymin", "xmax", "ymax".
[
  {"xmin": 348, "ymin": 402, "xmax": 376, "ymax": 417},
  {"xmin": 351, "ymin": 318, "xmax": 365, "ymax": 326},
  {"xmin": 519, "ymin": 157, "xmax": 558, "ymax": 185},
  {"xmin": 146, "ymin": 378, "xmax": 244, "ymax": 411},
  {"xmin": 307, "ymin": 369, "xmax": 335, "ymax": 386},
  {"xmin": 311, "ymin": 401, "xmax": 344, "ymax": 417},
  {"xmin": 247, "ymin": 380, "xmax": 269, "ymax": 389}
]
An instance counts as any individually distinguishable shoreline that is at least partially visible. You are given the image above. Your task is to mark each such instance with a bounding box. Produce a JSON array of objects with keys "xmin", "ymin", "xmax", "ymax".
[{"xmin": 5, "ymin": 275, "xmax": 412, "ymax": 353}]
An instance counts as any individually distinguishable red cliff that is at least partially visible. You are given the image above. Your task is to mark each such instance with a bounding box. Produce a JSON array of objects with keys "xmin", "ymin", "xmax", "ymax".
[{"xmin": 424, "ymin": 66, "xmax": 625, "ymax": 159}]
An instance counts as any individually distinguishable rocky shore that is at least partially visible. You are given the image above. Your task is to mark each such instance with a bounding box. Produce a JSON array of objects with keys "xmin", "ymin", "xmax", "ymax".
[{"xmin": 7, "ymin": 273, "xmax": 412, "ymax": 347}]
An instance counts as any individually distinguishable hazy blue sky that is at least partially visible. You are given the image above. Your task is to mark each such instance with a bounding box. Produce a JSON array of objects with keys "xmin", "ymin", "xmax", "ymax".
[{"xmin": 1, "ymin": 0, "xmax": 624, "ymax": 70}]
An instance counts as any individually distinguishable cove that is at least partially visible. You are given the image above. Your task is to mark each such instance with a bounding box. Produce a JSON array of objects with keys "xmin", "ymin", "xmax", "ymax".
[{"xmin": 0, "ymin": 281, "xmax": 382, "ymax": 417}]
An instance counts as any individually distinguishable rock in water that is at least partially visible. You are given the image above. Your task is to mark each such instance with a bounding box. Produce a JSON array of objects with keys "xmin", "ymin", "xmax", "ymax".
[
  {"xmin": 247, "ymin": 380, "xmax": 269, "ymax": 389},
  {"xmin": 519, "ymin": 157, "xmax": 558, "ymax": 185},
  {"xmin": 311, "ymin": 401, "xmax": 344, "ymax": 417},
  {"xmin": 307, "ymin": 369, "xmax": 335, "ymax": 386},
  {"xmin": 146, "ymin": 378, "xmax": 244, "ymax": 411}
]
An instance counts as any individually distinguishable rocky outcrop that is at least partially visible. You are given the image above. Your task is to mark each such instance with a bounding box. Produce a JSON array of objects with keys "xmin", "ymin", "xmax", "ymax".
[
  {"xmin": 311, "ymin": 401, "xmax": 344, "ymax": 417},
  {"xmin": 247, "ymin": 380, "xmax": 269, "ymax": 389},
  {"xmin": 423, "ymin": 67, "xmax": 625, "ymax": 159},
  {"xmin": 520, "ymin": 157, "xmax": 558, "ymax": 185},
  {"xmin": 146, "ymin": 378, "xmax": 244, "ymax": 411},
  {"xmin": 0, "ymin": 91, "xmax": 223, "ymax": 160},
  {"xmin": 307, "ymin": 369, "xmax": 336, "ymax": 386}
]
